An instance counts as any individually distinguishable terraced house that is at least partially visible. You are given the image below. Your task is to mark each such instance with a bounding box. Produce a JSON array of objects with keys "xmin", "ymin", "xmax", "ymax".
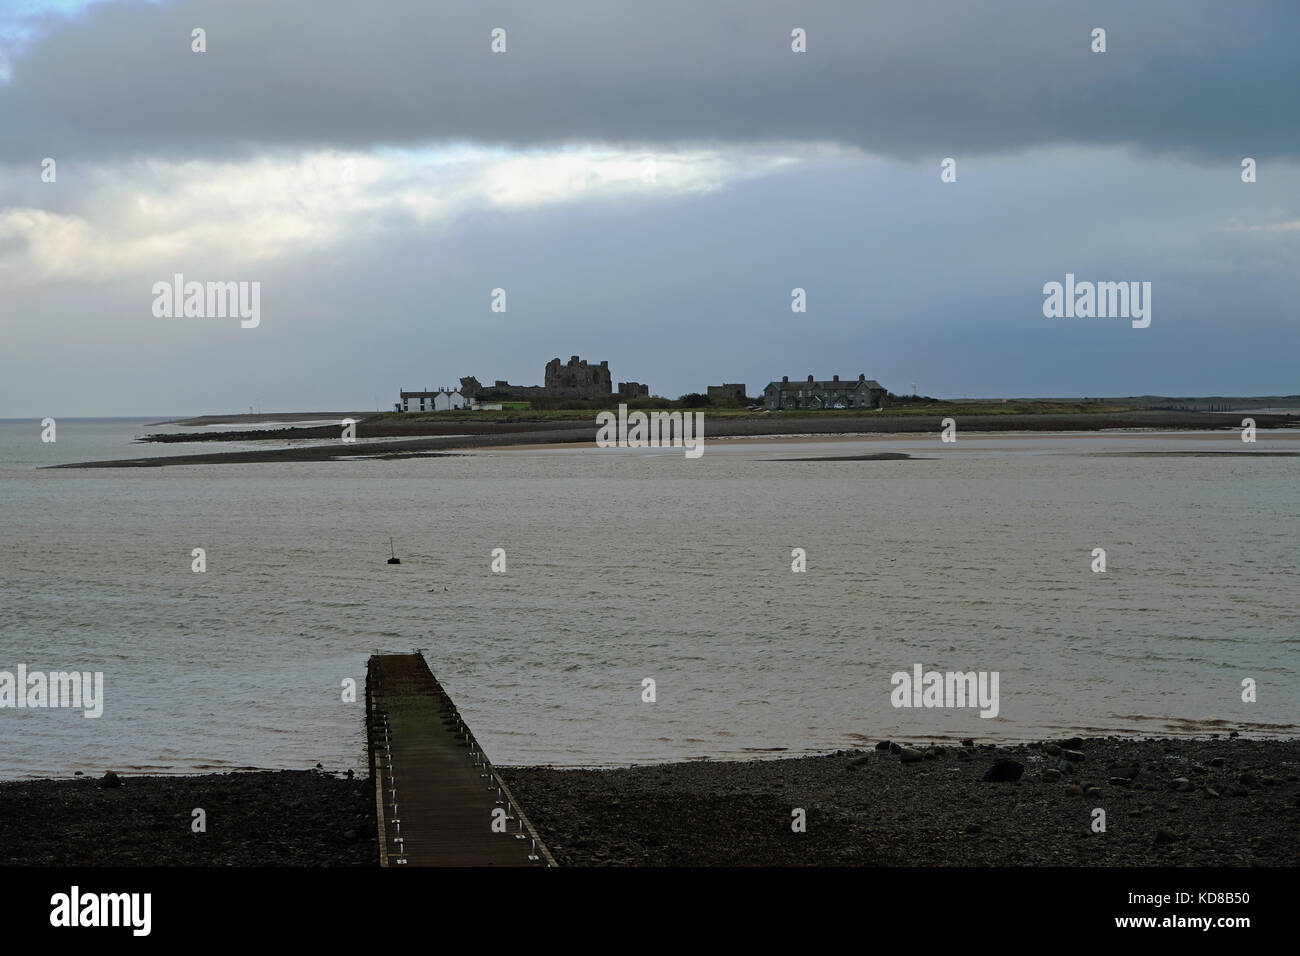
[
  {"xmin": 763, "ymin": 374, "xmax": 888, "ymax": 410},
  {"xmin": 397, "ymin": 388, "xmax": 466, "ymax": 412}
]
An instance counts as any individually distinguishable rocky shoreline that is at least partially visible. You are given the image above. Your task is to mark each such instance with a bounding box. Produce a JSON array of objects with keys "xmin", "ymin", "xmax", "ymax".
[
  {"xmin": 503, "ymin": 736, "xmax": 1300, "ymax": 866},
  {"xmin": 1, "ymin": 738, "xmax": 1296, "ymax": 866},
  {"xmin": 0, "ymin": 769, "xmax": 377, "ymax": 867}
]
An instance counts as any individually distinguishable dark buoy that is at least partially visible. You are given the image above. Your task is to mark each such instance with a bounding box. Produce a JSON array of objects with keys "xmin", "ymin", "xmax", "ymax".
[{"xmin": 387, "ymin": 537, "xmax": 401, "ymax": 565}]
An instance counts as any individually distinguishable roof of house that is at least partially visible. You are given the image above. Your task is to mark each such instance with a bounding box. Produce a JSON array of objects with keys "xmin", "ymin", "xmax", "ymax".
[
  {"xmin": 765, "ymin": 379, "xmax": 884, "ymax": 391},
  {"xmin": 400, "ymin": 389, "xmax": 463, "ymax": 398}
]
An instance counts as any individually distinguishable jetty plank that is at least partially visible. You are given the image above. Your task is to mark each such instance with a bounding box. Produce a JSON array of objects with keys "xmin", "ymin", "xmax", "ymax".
[{"xmin": 366, "ymin": 653, "xmax": 554, "ymax": 867}]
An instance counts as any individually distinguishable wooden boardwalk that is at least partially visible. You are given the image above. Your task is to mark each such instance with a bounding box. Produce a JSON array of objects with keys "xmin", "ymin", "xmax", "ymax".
[{"xmin": 366, "ymin": 654, "xmax": 555, "ymax": 867}]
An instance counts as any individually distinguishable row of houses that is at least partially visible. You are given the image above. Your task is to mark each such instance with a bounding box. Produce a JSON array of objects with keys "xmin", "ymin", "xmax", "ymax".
[
  {"xmin": 764, "ymin": 374, "xmax": 888, "ymax": 410},
  {"xmin": 703, "ymin": 375, "xmax": 889, "ymax": 410}
]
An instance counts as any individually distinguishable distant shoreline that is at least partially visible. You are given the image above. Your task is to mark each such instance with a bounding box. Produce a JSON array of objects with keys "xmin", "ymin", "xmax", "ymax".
[{"xmin": 48, "ymin": 409, "xmax": 1300, "ymax": 468}]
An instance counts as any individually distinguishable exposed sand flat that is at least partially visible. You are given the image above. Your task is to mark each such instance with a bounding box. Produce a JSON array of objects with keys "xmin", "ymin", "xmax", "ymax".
[
  {"xmin": 49, "ymin": 411, "xmax": 1300, "ymax": 468},
  {"xmin": 483, "ymin": 429, "xmax": 1300, "ymax": 452},
  {"xmin": 152, "ymin": 412, "xmax": 374, "ymax": 427}
]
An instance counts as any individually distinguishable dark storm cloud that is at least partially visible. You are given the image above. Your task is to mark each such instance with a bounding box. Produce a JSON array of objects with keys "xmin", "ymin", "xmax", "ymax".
[{"xmin": 2, "ymin": 0, "xmax": 1296, "ymax": 163}]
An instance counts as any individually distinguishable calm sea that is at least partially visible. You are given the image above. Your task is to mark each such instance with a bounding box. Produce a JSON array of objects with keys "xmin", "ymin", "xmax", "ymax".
[{"xmin": 1, "ymin": 418, "xmax": 1296, "ymax": 779}]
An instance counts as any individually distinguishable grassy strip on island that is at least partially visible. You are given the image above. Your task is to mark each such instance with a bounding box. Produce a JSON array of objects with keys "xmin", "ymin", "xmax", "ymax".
[{"xmin": 365, "ymin": 398, "xmax": 1142, "ymax": 425}]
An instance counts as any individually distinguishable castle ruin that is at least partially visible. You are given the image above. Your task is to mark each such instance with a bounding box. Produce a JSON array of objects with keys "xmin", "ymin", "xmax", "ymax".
[
  {"xmin": 459, "ymin": 356, "xmax": 648, "ymax": 404},
  {"xmin": 545, "ymin": 356, "xmax": 611, "ymax": 395}
]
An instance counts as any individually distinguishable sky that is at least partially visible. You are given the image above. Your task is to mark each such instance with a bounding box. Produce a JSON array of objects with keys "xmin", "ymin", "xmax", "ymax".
[{"xmin": 0, "ymin": 0, "xmax": 1296, "ymax": 416}]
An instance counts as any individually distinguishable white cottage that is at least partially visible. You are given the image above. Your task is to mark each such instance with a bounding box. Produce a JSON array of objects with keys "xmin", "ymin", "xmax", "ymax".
[{"xmin": 398, "ymin": 388, "xmax": 466, "ymax": 412}]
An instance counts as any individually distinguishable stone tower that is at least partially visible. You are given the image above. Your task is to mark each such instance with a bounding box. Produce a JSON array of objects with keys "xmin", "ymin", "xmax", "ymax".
[{"xmin": 543, "ymin": 356, "xmax": 613, "ymax": 397}]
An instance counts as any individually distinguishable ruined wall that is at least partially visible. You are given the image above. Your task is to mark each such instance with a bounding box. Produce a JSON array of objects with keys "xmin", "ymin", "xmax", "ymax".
[{"xmin": 707, "ymin": 384, "xmax": 747, "ymax": 404}]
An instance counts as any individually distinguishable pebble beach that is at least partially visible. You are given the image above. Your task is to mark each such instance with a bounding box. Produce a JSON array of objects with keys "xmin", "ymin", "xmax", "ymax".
[{"xmin": 2, "ymin": 737, "xmax": 1295, "ymax": 866}]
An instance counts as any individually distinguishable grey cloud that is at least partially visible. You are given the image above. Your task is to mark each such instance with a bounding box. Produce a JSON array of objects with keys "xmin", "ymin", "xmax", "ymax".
[{"xmin": 1, "ymin": 0, "xmax": 1296, "ymax": 164}]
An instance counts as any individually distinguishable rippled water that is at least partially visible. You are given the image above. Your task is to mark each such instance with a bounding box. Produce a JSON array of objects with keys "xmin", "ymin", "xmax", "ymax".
[{"xmin": 1, "ymin": 418, "xmax": 1297, "ymax": 779}]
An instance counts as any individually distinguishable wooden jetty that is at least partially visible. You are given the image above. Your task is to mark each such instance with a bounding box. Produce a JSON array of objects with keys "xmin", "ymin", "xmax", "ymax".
[{"xmin": 366, "ymin": 653, "xmax": 555, "ymax": 867}]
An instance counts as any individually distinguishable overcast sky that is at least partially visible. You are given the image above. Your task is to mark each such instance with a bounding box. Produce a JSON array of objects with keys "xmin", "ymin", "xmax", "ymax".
[{"xmin": 1, "ymin": 0, "xmax": 1296, "ymax": 416}]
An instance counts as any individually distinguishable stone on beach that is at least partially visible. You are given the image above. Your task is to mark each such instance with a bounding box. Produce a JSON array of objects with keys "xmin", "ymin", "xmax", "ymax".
[{"xmin": 983, "ymin": 759, "xmax": 1024, "ymax": 782}]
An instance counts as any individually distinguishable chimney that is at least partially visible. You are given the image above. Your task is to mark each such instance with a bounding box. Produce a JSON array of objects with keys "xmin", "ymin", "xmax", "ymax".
[
  {"xmin": 782, "ymin": 375, "xmax": 789, "ymax": 383},
  {"xmin": 571, "ymin": 355, "xmax": 580, "ymax": 364},
  {"xmin": 601, "ymin": 360, "xmax": 608, "ymax": 368},
  {"xmin": 859, "ymin": 373, "xmax": 866, "ymax": 381},
  {"xmin": 807, "ymin": 374, "xmax": 814, "ymax": 383},
  {"xmin": 833, "ymin": 375, "xmax": 839, "ymax": 382}
]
